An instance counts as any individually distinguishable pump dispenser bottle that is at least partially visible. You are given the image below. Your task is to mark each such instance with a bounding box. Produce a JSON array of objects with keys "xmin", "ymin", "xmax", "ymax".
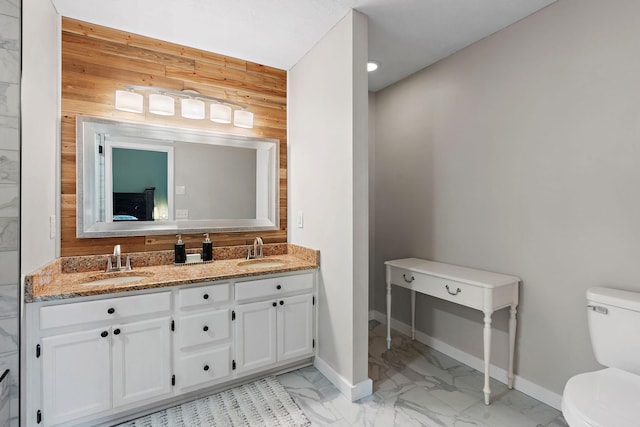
[
  {"xmin": 175, "ymin": 234, "xmax": 186, "ymax": 264},
  {"xmin": 202, "ymin": 233, "xmax": 213, "ymax": 262}
]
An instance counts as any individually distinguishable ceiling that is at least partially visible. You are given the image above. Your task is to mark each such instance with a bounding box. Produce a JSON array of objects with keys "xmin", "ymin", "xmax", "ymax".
[{"xmin": 51, "ymin": 0, "xmax": 556, "ymax": 92}]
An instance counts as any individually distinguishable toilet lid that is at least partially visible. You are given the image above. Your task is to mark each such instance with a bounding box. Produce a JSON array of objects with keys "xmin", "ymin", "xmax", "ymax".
[{"xmin": 562, "ymin": 368, "xmax": 640, "ymax": 427}]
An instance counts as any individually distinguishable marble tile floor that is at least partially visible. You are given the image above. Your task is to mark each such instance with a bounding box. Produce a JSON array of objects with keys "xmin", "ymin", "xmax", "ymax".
[{"xmin": 278, "ymin": 321, "xmax": 568, "ymax": 427}]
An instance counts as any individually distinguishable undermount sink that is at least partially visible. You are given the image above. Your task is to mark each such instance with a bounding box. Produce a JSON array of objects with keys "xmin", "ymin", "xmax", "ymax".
[
  {"xmin": 237, "ymin": 259, "xmax": 287, "ymax": 270},
  {"xmin": 80, "ymin": 271, "xmax": 152, "ymax": 286}
]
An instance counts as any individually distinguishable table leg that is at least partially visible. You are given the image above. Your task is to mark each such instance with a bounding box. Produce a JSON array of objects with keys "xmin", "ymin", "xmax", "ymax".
[
  {"xmin": 508, "ymin": 305, "xmax": 517, "ymax": 389},
  {"xmin": 386, "ymin": 280, "xmax": 392, "ymax": 350},
  {"xmin": 411, "ymin": 290, "xmax": 416, "ymax": 340},
  {"xmin": 483, "ymin": 311, "xmax": 493, "ymax": 405}
]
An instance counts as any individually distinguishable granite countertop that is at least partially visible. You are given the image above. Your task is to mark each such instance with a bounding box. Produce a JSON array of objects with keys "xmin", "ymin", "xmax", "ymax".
[{"xmin": 25, "ymin": 244, "xmax": 319, "ymax": 302}]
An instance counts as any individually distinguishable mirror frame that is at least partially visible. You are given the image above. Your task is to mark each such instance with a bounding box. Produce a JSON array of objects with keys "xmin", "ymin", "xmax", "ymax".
[{"xmin": 76, "ymin": 116, "xmax": 280, "ymax": 238}]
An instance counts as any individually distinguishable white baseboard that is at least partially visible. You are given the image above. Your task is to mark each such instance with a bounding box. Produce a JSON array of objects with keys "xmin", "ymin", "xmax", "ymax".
[
  {"xmin": 313, "ymin": 356, "xmax": 373, "ymax": 402},
  {"xmin": 370, "ymin": 310, "xmax": 562, "ymax": 410}
]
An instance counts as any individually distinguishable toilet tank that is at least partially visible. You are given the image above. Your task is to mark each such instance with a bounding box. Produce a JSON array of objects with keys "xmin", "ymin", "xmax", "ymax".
[{"xmin": 587, "ymin": 287, "xmax": 640, "ymax": 375}]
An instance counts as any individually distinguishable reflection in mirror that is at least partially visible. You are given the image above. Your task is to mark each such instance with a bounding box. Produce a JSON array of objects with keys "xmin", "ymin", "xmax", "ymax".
[
  {"xmin": 107, "ymin": 142, "xmax": 172, "ymax": 222},
  {"xmin": 77, "ymin": 116, "xmax": 279, "ymax": 238}
]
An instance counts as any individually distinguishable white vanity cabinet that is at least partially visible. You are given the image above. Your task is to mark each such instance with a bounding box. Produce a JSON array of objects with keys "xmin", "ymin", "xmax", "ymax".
[
  {"xmin": 234, "ymin": 273, "xmax": 315, "ymax": 374},
  {"xmin": 111, "ymin": 317, "xmax": 172, "ymax": 408},
  {"xmin": 41, "ymin": 327, "xmax": 111, "ymax": 425},
  {"xmin": 26, "ymin": 269, "xmax": 316, "ymax": 427},
  {"xmin": 174, "ymin": 283, "xmax": 233, "ymax": 392},
  {"xmin": 36, "ymin": 292, "xmax": 172, "ymax": 426}
]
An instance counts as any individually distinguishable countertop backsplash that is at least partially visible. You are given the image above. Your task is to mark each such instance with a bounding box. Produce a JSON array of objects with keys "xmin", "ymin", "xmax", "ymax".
[{"xmin": 25, "ymin": 243, "xmax": 319, "ymax": 302}]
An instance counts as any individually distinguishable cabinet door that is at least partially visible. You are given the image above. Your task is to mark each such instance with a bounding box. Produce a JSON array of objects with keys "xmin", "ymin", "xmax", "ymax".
[
  {"xmin": 112, "ymin": 317, "xmax": 172, "ymax": 408},
  {"xmin": 42, "ymin": 328, "xmax": 111, "ymax": 426},
  {"xmin": 277, "ymin": 293, "xmax": 314, "ymax": 362},
  {"xmin": 235, "ymin": 300, "xmax": 277, "ymax": 373}
]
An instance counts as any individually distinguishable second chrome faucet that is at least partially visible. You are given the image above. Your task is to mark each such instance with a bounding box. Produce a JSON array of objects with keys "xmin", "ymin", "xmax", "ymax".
[{"xmin": 247, "ymin": 237, "xmax": 264, "ymax": 260}]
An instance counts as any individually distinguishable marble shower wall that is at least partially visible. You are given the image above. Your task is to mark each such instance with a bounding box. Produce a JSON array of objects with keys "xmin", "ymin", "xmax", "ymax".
[{"xmin": 0, "ymin": 0, "xmax": 20, "ymax": 425}]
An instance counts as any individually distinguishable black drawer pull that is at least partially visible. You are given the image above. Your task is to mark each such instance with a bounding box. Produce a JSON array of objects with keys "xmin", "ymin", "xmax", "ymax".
[
  {"xmin": 203, "ymin": 294, "xmax": 209, "ymax": 300},
  {"xmin": 203, "ymin": 365, "xmax": 210, "ymax": 371},
  {"xmin": 203, "ymin": 325, "xmax": 209, "ymax": 332},
  {"xmin": 445, "ymin": 284, "xmax": 462, "ymax": 296},
  {"xmin": 402, "ymin": 274, "xmax": 415, "ymax": 283},
  {"xmin": 279, "ymin": 300, "xmax": 284, "ymax": 305},
  {"xmin": 107, "ymin": 307, "xmax": 115, "ymax": 314},
  {"xmin": 272, "ymin": 302, "xmax": 277, "ymax": 307},
  {"xmin": 113, "ymin": 328, "xmax": 121, "ymax": 335},
  {"xmin": 101, "ymin": 331, "xmax": 108, "ymax": 338},
  {"xmin": 276, "ymin": 284, "xmax": 282, "ymax": 290}
]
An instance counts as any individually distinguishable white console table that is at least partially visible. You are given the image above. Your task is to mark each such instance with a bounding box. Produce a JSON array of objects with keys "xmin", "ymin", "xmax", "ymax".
[{"xmin": 385, "ymin": 258, "xmax": 519, "ymax": 405}]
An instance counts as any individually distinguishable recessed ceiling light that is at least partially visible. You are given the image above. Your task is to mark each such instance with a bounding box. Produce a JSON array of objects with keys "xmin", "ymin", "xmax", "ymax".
[{"xmin": 367, "ymin": 61, "xmax": 379, "ymax": 72}]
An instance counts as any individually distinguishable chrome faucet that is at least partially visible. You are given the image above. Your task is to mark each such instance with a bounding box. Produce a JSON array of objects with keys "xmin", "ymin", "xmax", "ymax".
[
  {"xmin": 247, "ymin": 237, "xmax": 264, "ymax": 260},
  {"xmin": 106, "ymin": 244, "xmax": 132, "ymax": 272}
]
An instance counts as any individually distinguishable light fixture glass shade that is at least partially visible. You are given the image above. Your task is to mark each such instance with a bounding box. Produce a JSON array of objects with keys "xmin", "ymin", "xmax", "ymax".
[
  {"xmin": 210, "ymin": 104, "xmax": 232, "ymax": 124},
  {"xmin": 149, "ymin": 94, "xmax": 175, "ymax": 116},
  {"xmin": 233, "ymin": 109, "xmax": 254, "ymax": 128},
  {"xmin": 181, "ymin": 98, "xmax": 205, "ymax": 119},
  {"xmin": 115, "ymin": 90, "xmax": 143, "ymax": 113}
]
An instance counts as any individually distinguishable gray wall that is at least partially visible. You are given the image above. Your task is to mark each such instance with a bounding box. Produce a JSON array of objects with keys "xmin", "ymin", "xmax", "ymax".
[
  {"xmin": 373, "ymin": 0, "xmax": 640, "ymax": 396},
  {"xmin": 368, "ymin": 94, "xmax": 376, "ymax": 310},
  {"xmin": 290, "ymin": 10, "xmax": 370, "ymax": 390},
  {"xmin": 0, "ymin": 0, "xmax": 20, "ymax": 424}
]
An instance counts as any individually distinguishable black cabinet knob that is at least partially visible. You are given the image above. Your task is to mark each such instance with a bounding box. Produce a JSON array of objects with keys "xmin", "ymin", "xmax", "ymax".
[
  {"xmin": 203, "ymin": 325, "xmax": 209, "ymax": 332},
  {"xmin": 276, "ymin": 284, "xmax": 282, "ymax": 290},
  {"xmin": 203, "ymin": 294, "xmax": 209, "ymax": 300},
  {"xmin": 203, "ymin": 365, "xmax": 210, "ymax": 371},
  {"xmin": 113, "ymin": 328, "xmax": 121, "ymax": 335},
  {"xmin": 272, "ymin": 302, "xmax": 277, "ymax": 307},
  {"xmin": 107, "ymin": 307, "xmax": 115, "ymax": 314},
  {"xmin": 279, "ymin": 300, "xmax": 284, "ymax": 305},
  {"xmin": 101, "ymin": 331, "xmax": 108, "ymax": 338}
]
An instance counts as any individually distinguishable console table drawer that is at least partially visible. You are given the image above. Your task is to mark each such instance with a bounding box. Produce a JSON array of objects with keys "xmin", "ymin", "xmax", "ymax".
[
  {"xmin": 390, "ymin": 267, "xmax": 483, "ymax": 309},
  {"xmin": 423, "ymin": 276, "xmax": 483, "ymax": 309}
]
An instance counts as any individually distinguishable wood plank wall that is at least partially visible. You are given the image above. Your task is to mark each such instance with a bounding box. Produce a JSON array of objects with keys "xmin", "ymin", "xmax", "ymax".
[{"xmin": 61, "ymin": 17, "xmax": 287, "ymax": 256}]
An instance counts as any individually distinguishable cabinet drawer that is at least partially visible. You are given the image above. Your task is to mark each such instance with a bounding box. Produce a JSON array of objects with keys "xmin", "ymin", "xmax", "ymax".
[
  {"xmin": 390, "ymin": 268, "xmax": 483, "ymax": 309},
  {"xmin": 178, "ymin": 309, "xmax": 230, "ymax": 349},
  {"xmin": 178, "ymin": 283, "xmax": 230, "ymax": 309},
  {"xmin": 177, "ymin": 346, "xmax": 231, "ymax": 390},
  {"xmin": 40, "ymin": 292, "xmax": 171, "ymax": 330},
  {"xmin": 235, "ymin": 273, "xmax": 313, "ymax": 302}
]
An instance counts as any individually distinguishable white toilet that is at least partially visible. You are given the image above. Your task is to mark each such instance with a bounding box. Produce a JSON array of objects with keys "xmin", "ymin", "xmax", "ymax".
[{"xmin": 562, "ymin": 287, "xmax": 640, "ymax": 427}]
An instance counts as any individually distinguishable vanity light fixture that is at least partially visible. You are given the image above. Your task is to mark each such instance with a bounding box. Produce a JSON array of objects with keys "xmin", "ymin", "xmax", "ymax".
[
  {"xmin": 115, "ymin": 90, "xmax": 143, "ymax": 113},
  {"xmin": 114, "ymin": 85, "xmax": 254, "ymax": 128},
  {"xmin": 233, "ymin": 109, "xmax": 254, "ymax": 129},
  {"xmin": 148, "ymin": 94, "xmax": 175, "ymax": 116},
  {"xmin": 181, "ymin": 98, "xmax": 205, "ymax": 119},
  {"xmin": 210, "ymin": 103, "xmax": 233, "ymax": 124}
]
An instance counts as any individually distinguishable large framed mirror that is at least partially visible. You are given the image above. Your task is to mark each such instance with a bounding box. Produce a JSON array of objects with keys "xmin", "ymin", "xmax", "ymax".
[{"xmin": 77, "ymin": 116, "xmax": 279, "ymax": 238}]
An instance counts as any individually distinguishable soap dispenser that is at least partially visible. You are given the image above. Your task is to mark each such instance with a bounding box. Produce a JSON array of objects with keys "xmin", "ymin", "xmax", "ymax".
[
  {"xmin": 175, "ymin": 234, "xmax": 186, "ymax": 264},
  {"xmin": 202, "ymin": 233, "xmax": 213, "ymax": 262}
]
